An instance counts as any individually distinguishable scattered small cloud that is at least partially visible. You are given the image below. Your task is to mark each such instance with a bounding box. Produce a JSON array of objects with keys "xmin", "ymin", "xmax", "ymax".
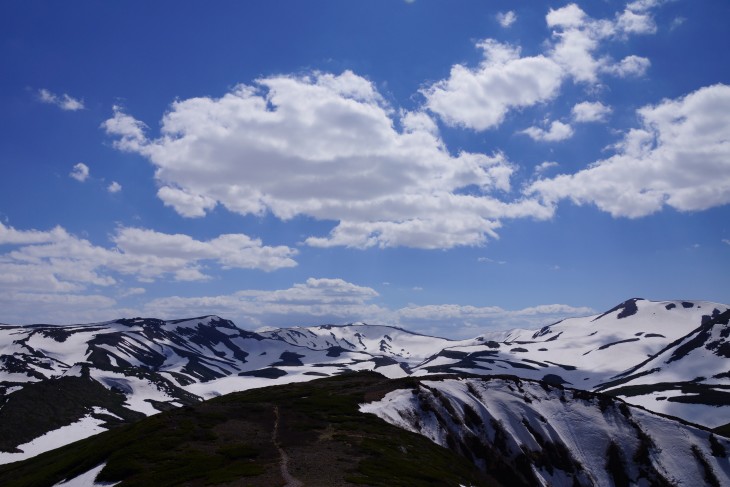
[
  {"xmin": 723, "ymin": 239, "xmax": 730, "ymax": 246},
  {"xmin": 412, "ymin": 286, "xmax": 424, "ymax": 292},
  {"xmin": 477, "ymin": 257, "xmax": 506, "ymax": 265},
  {"xmin": 521, "ymin": 120, "xmax": 574, "ymax": 142},
  {"xmin": 107, "ymin": 181, "xmax": 122, "ymax": 193},
  {"xmin": 38, "ymin": 89, "xmax": 84, "ymax": 111},
  {"xmin": 534, "ymin": 161, "xmax": 559, "ymax": 176},
  {"xmin": 496, "ymin": 11, "xmax": 517, "ymax": 28},
  {"xmin": 670, "ymin": 17, "xmax": 686, "ymax": 30},
  {"xmin": 69, "ymin": 163, "xmax": 90, "ymax": 182},
  {"xmin": 572, "ymin": 101, "xmax": 612, "ymax": 123},
  {"xmin": 529, "ymin": 84, "xmax": 730, "ymax": 218},
  {"xmin": 545, "ymin": 2, "xmax": 661, "ymax": 84},
  {"xmin": 604, "ymin": 55, "xmax": 651, "ymax": 78},
  {"xmin": 119, "ymin": 287, "xmax": 146, "ymax": 298}
]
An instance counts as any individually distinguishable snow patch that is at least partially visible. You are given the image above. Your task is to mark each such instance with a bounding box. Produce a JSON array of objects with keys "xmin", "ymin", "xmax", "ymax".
[
  {"xmin": 0, "ymin": 415, "xmax": 107, "ymax": 465},
  {"xmin": 52, "ymin": 462, "xmax": 119, "ymax": 486}
]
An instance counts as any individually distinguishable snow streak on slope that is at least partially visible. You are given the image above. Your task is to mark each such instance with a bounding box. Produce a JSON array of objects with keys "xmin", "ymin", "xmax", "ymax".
[{"xmin": 361, "ymin": 377, "xmax": 730, "ymax": 487}]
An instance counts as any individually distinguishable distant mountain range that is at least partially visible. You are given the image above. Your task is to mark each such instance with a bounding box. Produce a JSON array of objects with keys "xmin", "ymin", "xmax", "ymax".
[{"xmin": 1, "ymin": 298, "xmax": 729, "ymax": 485}]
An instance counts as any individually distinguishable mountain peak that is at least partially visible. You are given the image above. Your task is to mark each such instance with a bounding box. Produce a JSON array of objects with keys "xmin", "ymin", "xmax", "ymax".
[{"xmin": 592, "ymin": 297, "xmax": 644, "ymax": 321}]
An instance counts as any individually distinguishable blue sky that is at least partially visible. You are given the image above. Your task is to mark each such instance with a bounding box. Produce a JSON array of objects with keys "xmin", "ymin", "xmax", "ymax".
[{"xmin": 1, "ymin": 0, "xmax": 729, "ymax": 337}]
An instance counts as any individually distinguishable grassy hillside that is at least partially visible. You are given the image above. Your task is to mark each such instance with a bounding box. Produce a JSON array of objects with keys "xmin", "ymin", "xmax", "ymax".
[{"xmin": 0, "ymin": 372, "xmax": 496, "ymax": 487}]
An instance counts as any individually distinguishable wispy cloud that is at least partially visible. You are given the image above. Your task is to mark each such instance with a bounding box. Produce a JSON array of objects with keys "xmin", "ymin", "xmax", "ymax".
[
  {"xmin": 107, "ymin": 181, "xmax": 122, "ymax": 193},
  {"xmin": 670, "ymin": 17, "xmax": 686, "ymax": 30},
  {"xmin": 38, "ymin": 89, "xmax": 84, "ymax": 111},
  {"xmin": 477, "ymin": 257, "xmax": 506, "ymax": 265},
  {"xmin": 534, "ymin": 162, "xmax": 559, "ymax": 176},
  {"xmin": 143, "ymin": 278, "xmax": 594, "ymax": 336},
  {"xmin": 119, "ymin": 287, "xmax": 146, "ymax": 298}
]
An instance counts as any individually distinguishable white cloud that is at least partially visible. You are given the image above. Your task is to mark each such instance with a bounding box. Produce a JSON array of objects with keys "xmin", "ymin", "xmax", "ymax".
[
  {"xmin": 0, "ymin": 264, "xmax": 596, "ymax": 335},
  {"xmin": 0, "ymin": 222, "xmax": 298, "ymax": 299},
  {"xmin": 0, "ymin": 291, "xmax": 128, "ymax": 325},
  {"xmin": 69, "ymin": 162, "xmax": 89, "ymax": 182},
  {"xmin": 547, "ymin": 3, "xmax": 659, "ymax": 84},
  {"xmin": 529, "ymin": 84, "xmax": 730, "ymax": 217},
  {"xmin": 723, "ymin": 239, "xmax": 730, "ymax": 246},
  {"xmin": 38, "ymin": 89, "xmax": 84, "ymax": 111},
  {"xmin": 616, "ymin": 8, "xmax": 657, "ymax": 35},
  {"xmin": 423, "ymin": 40, "xmax": 563, "ymax": 130},
  {"xmin": 546, "ymin": 3, "xmax": 588, "ymax": 29},
  {"xmin": 105, "ymin": 70, "xmax": 551, "ymax": 250},
  {"xmin": 534, "ymin": 161, "xmax": 559, "ymax": 176},
  {"xmin": 477, "ymin": 257, "xmax": 506, "ymax": 264},
  {"xmin": 670, "ymin": 17, "xmax": 686, "ymax": 30},
  {"xmin": 521, "ymin": 120, "xmax": 574, "ymax": 142},
  {"xmin": 107, "ymin": 181, "xmax": 122, "ymax": 193},
  {"xmin": 546, "ymin": 4, "xmax": 610, "ymax": 83},
  {"xmin": 0, "ymin": 223, "xmax": 65, "ymax": 245},
  {"xmin": 395, "ymin": 302, "xmax": 594, "ymax": 337},
  {"xmin": 143, "ymin": 277, "xmax": 594, "ymax": 336},
  {"xmin": 426, "ymin": 3, "xmax": 661, "ymax": 130},
  {"xmin": 572, "ymin": 101, "xmax": 612, "ymax": 122},
  {"xmin": 144, "ymin": 278, "xmax": 385, "ymax": 328},
  {"xmin": 119, "ymin": 287, "xmax": 146, "ymax": 297},
  {"xmin": 496, "ymin": 11, "xmax": 517, "ymax": 28},
  {"xmin": 156, "ymin": 186, "xmax": 217, "ymax": 217},
  {"xmin": 604, "ymin": 55, "xmax": 650, "ymax": 78},
  {"xmin": 101, "ymin": 105, "xmax": 147, "ymax": 152},
  {"xmin": 112, "ymin": 227, "xmax": 298, "ymax": 273},
  {"xmin": 626, "ymin": 0, "xmax": 665, "ymax": 11}
]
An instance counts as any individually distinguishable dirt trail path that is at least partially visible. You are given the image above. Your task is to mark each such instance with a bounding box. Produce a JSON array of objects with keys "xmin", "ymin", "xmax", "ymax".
[{"xmin": 273, "ymin": 406, "xmax": 303, "ymax": 487}]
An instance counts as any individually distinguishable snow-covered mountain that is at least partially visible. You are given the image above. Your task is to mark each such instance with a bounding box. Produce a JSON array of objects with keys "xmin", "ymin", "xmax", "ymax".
[
  {"xmin": 1, "ymin": 298, "xmax": 729, "ymax": 466},
  {"xmin": 2, "ymin": 314, "xmax": 472, "ymax": 463},
  {"xmin": 361, "ymin": 376, "xmax": 730, "ymax": 486},
  {"xmin": 3, "ymin": 372, "xmax": 728, "ymax": 486},
  {"xmin": 414, "ymin": 298, "xmax": 730, "ymax": 426}
]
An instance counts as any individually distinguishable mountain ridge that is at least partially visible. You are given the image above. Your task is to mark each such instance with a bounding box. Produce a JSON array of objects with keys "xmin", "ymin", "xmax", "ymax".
[
  {"xmin": 1, "ymin": 372, "xmax": 729, "ymax": 487},
  {"xmin": 1, "ymin": 297, "xmax": 729, "ymax": 467}
]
